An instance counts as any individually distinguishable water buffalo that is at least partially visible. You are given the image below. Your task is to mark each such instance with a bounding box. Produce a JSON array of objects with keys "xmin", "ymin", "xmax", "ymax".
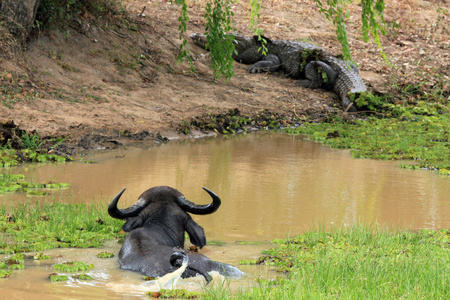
[{"xmin": 108, "ymin": 186, "xmax": 243, "ymax": 283}]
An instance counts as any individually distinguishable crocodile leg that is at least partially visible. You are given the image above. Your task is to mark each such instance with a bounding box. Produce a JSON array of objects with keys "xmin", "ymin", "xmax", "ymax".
[{"xmin": 247, "ymin": 54, "xmax": 281, "ymax": 73}]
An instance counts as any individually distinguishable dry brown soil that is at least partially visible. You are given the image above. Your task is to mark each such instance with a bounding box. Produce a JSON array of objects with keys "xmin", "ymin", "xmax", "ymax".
[{"xmin": 0, "ymin": 0, "xmax": 449, "ymax": 150}]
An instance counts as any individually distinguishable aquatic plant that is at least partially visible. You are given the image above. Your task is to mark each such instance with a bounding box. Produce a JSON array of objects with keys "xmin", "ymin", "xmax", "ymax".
[
  {"xmin": 1, "ymin": 255, "xmax": 25, "ymax": 272},
  {"xmin": 33, "ymin": 252, "xmax": 50, "ymax": 260},
  {"xmin": 0, "ymin": 150, "xmax": 18, "ymax": 168},
  {"xmin": 207, "ymin": 240, "xmax": 227, "ymax": 246},
  {"xmin": 73, "ymin": 274, "xmax": 93, "ymax": 280},
  {"xmin": 0, "ymin": 148, "xmax": 71, "ymax": 167},
  {"xmin": 8, "ymin": 263, "xmax": 24, "ymax": 270},
  {"xmin": 8, "ymin": 253, "xmax": 26, "ymax": 262},
  {"xmin": 0, "ymin": 173, "xmax": 69, "ymax": 195},
  {"xmin": 53, "ymin": 261, "xmax": 94, "ymax": 272},
  {"xmin": 285, "ymin": 109, "xmax": 450, "ymax": 173},
  {"xmin": 0, "ymin": 202, "xmax": 125, "ymax": 254},
  {"xmin": 239, "ymin": 259, "xmax": 258, "ymax": 265},
  {"xmin": 0, "ymin": 270, "xmax": 13, "ymax": 278},
  {"xmin": 97, "ymin": 252, "xmax": 115, "ymax": 258},
  {"xmin": 49, "ymin": 273, "xmax": 69, "ymax": 282},
  {"xmin": 235, "ymin": 241, "xmax": 264, "ymax": 245}
]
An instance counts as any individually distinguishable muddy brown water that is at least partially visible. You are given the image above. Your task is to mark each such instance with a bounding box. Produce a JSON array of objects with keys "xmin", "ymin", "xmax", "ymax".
[
  {"xmin": 0, "ymin": 240, "xmax": 269, "ymax": 299},
  {"xmin": 1, "ymin": 132, "xmax": 449, "ymax": 299}
]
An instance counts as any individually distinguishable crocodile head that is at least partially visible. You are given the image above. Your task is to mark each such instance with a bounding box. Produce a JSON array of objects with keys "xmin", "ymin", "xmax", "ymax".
[{"xmin": 190, "ymin": 32, "xmax": 208, "ymax": 49}]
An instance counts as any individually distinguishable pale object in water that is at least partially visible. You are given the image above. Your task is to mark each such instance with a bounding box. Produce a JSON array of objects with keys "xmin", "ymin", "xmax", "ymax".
[{"xmin": 106, "ymin": 258, "xmax": 226, "ymax": 294}]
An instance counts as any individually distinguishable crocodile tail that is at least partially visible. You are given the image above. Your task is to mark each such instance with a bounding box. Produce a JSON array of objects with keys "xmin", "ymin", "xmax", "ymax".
[{"xmin": 313, "ymin": 61, "xmax": 338, "ymax": 84}]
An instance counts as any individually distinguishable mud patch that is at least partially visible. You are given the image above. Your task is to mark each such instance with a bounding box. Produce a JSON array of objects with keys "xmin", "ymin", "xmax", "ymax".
[
  {"xmin": 180, "ymin": 108, "xmax": 298, "ymax": 134},
  {"xmin": 0, "ymin": 120, "xmax": 26, "ymax": 148}
]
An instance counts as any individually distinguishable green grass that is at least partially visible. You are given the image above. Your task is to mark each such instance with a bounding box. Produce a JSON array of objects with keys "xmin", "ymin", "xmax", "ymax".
[
  {"xmin": 97, "ymin": 251, "xmax": 115, "ymax": 258},
  {"xmin": 0, "ymin": 173, "xmax": 69, "ymax": 194},
  {"xmin": 53, "ymin": 261, "xmax": 94, "ymax": 272},
  {"xmin": 284, "ymin": 110, "xmax": 450, "ymax": 173},
  {"xmin": 1, "ymin": 200, "xmax": 449, "ymax": 298},
  {"xmin": 283, "ymin": 85, "xmax": 450, "ymax": 174},
  {"xmin": 0, "ymin": 201, "xmax": 125, "ymax": 254},
  {"xmin": 0, "ymin": 148, "xmax": 71, "ymax": 167},
  {"xmin": 49, "ymin": 274, "xmax": 69, "ymax": 282},
  {"xmin": 205, "ymin": 225, "xmax": 450, "ymax": 299}
]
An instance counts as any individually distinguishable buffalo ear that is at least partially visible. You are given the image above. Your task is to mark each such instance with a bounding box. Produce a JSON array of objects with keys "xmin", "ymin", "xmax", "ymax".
[
  {"xmin": 186, "ymin": 219, "xmax": 207, "ymax": 248},
  {"xmin": 122, "ymin": 217, "xmax": 143, "ymax": 232}
]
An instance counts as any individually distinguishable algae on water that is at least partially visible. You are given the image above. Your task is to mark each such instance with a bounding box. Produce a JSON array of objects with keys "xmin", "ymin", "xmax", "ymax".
[
  {"xmin": 97, "ymin": 252, "xmax": 115, "ymax": 258},
  {"xmin": 53, "ymin": 261, "xmax": 94, "ymax": 272},
  {"xmin": 49, "ymin": 274, "xmax": 69, "ymax": 282}
]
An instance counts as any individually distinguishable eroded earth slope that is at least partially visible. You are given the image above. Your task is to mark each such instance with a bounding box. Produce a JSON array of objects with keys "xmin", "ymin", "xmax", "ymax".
[{"xmin": 0, "ymin": 0, "xmax": 448, "ymax": 148}]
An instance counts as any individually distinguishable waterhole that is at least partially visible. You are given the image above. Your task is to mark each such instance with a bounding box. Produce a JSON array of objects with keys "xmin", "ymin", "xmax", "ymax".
[{"xmin": 1, "ymin": 132, "xmax": 449, "ymax": 299}]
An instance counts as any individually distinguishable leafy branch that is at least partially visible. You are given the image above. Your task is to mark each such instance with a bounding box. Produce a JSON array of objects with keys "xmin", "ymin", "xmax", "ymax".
[
  {"xmin": 173, "ymin": 0, "xmax": 195, "ymax": 70},
  {"xmin": 314, "ymin": 0, "xmax": 386, "ymax": 61},
  {"xmin": 173, "ymin": 0, "xmax": 387, "ymax": 78},
  {"xmin": 249, "ymin": 0, "xmax": 268, "ymax": 55},
  {"xmin": 204, "ymin": 0, "xmax": 236, "ymax": 80}
]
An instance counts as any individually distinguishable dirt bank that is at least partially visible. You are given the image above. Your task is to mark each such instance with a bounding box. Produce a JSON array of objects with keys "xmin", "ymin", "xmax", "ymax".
[{"xmin": 0, "ymin": 0, "xmax": 448, "ymax": 151}]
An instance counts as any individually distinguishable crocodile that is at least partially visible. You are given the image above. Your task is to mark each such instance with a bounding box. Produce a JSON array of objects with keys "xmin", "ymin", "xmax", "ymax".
[{"xmin": 190, "ymin": 33, "xmax": 367, "ymax": 112}]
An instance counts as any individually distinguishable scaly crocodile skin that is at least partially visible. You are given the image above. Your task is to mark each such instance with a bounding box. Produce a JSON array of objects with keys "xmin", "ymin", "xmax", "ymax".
[{"xmin": 191, "ymin": 33, "xmax": 367, "ymax": 111}]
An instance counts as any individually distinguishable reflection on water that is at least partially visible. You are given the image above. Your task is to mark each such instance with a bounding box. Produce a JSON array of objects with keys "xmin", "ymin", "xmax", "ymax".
[
  {"xmin": 3, "ymin": 132, "xmax": 449, "ymax": 240},
  {"xmin": 1, "ymin": 132, "xmax": 449, "ymax": 298}
]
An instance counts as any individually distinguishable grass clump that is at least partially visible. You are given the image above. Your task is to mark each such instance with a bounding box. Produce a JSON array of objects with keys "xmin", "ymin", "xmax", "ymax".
[
  {"xmin": 221, "ymin": 225, "xmax": 450, "ymax": 299},
  {"xmin": 97, "ymin": 251, "xmax": 114, "ymax": 258},
  {"xmin": 1, "ymin": 121, "xmax": 72, "ymax": 167},
  {"xmin": 49, "ymin": 272, "xmax": 93, "ymax": 282},
  {"xmin": 49, "ymin": 273, "xmax": 69, "ymax": 282},
  {"xmin": 239, "ymin": 259, "xmax": 258, "ymax": 265},
  {"xmin": 0, "ymin": 254, "xmax": 26, "ymax": 274},
  {"xmin": 73, "ymin": 274, "xmax": 93, "ymax": 280},
  {"xmin": 53, "ymin": 261, "xmax": 94, "ymax": 272},
  {"xmin": 0, "ymin": 173, "xmax": 69, "ymax": 195},
  {"xmin": 0, "ymin": 148, "xmax": 70, "ymax": 167},
  {"xmin": 285, "ymin": 103, "xmax": 450, "ymax": 173},
  {"xmin": 7, "ymin": 262, "xmax": 24, "ymax": 270},
  {"xmin": 284, "ymin": 76, "xmax": 449, "ymax": 174},
  {"xmin": 33, "ymin": 252, "xmax": 50, "ymax": 260},
  {"xmin": 0, "ymin": 269, "xmax": 13, "ymax": 278},
  {"xmin": 207, "ymin": 240, "xmax": 227, "ymax": 246},
  {"xmin": 0, "ymin": 202, "xmax": 125, "ymax": 254}
]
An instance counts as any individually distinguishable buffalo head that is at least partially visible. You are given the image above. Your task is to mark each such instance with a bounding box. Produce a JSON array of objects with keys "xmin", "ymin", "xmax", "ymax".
[{"xmin": 108, "ymin": 186, "xmax": 243, "ymax": 282}]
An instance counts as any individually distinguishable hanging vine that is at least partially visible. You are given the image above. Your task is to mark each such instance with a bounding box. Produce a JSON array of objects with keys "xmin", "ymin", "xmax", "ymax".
[
  {"xmin": 173, "ymin": 0, "xmax": 194, "ymax": 69},
  {"xmin": 249, "ymin": 0, "xmax": 268, "ymax": 55},
  {"xmin": 173, "ymin": 0, "xmax": 386, "ymax": 79},
  {"xmin": 203, "ymin": 0, "xmax": 236, "ymax": 80}
]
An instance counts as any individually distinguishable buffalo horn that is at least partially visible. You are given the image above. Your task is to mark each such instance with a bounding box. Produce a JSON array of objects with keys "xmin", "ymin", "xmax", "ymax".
[
  {"xmin": 176, "ymin": 187, "xmax": 221, "ymax": 215},
  {"xmin": 108, "ymin": 188, "xmax": 148, "ymax": 219}
]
